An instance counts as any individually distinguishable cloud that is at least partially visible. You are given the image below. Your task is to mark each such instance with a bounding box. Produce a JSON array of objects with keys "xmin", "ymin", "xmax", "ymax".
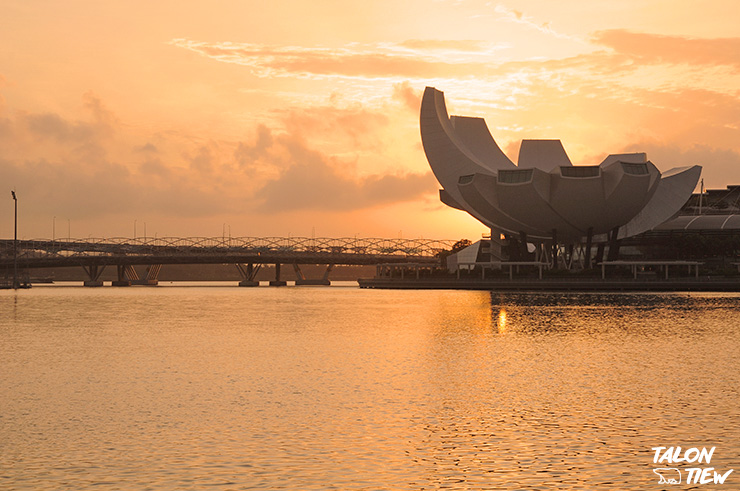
[
  {"xmin": 623, "ymin": 141, "xmax": 740, "ymax": 188},
  {"xmin": 493, "ymin": 5, "xmax": 581, "ymax": 41},
  {"xmin": 255, "ymin": 138, "xmax": 435, "ymax": 212},
  {"xmin": 0, "ymin": 93, "xmax": 248, "ymax": 225},
  {"xmin": 136, "ymin": 142, "xmax": 158, "ymax": 153},
  {"xmin": 19, "ymin": 92, "xmax": 117, "ymax": 145},
  {"xmin": 167, "ymin": 32, "xmax": 740, "ymax": 115},
  {"xmin": 82, "ymin": 91, "xmax": 118, "ymax": 130},
  {"xmin": 279, "ymin": 104, "xmax": 389, "ymax": 151},
  {"xmin": 392, "ymin": 81, "xmax": 421, "ymax": 112},
  {"xmin": 188, "ymin": 145, "xmax": 214, "ymax": 173},
  {"xmin": 1, "ymin": 88, "xmax": 435, "ymax": 235},
  {"xmin": 593, "ymin": 30, "xmax": 740, "ymax": 69},
  {"xmin": 22, "ymin": 112, "xmax": 98, "ymax": 143},
  {"xmin": 168, "ymin": 38, "xmax": 501, "ymax": 80},
  {"xmin": 232, "ymin": 121, "xmax": 435, "ymax": 212},
  {"xmin": 234, "ymin": 123, "xmax": 273, "ymax": 169},
  {"xmin": 398, "ymin": 39, "xmax": 490, "ymax": 52}
]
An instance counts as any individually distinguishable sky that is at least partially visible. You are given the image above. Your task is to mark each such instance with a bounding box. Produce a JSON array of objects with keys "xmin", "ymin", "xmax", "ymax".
[{"xmin": 2, "ymin": 0, "xmax": 740, "ymax": 241}]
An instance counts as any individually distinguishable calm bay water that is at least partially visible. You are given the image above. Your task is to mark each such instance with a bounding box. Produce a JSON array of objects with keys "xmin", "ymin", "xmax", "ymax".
[{"xmin": 1, "ymin": 283, "xmax": 739, "ymax": 490}]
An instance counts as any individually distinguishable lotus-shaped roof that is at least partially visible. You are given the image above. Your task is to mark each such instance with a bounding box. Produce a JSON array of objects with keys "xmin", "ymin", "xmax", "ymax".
[{"xmin": 420, "ymin": 87, "xmax": 702, "ymax": 241}]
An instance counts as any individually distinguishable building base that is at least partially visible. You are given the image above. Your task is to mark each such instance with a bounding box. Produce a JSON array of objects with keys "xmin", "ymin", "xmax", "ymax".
[
  {"xmin": 269, "ymin": 280, "xmax": 288, "ymax": 287},
  {"xmin": 238, "ymin": 280, "xmax": 260, "ymax": 287}
]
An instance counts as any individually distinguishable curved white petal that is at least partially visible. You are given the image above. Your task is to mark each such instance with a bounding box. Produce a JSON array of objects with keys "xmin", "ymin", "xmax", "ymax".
[
  {"xmin": 617, "ymin": 165, "xmax": 702, "ymax": 239},
  {"xmin": 518, "ymin": 140, "xmax": 572, "ymax": 171},
  {"xmin": 420, "ymin": 87, "xmax": 493, "ymax": 202},
  {"xmin": 449, "ymin": 116, "xmax": 516, "ymax": 171},
  {"xmin": 456, "ymin": 172, "xmax": 552, "ymax": 238}
]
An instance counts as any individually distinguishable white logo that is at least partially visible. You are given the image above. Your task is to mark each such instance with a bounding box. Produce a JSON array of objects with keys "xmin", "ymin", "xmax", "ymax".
[
  {"xmin": 652, "ymin": 446, "xmax": 734, "ymax": 485},
  {"xmin": 653, "ymin": 468, "xmax": 681, "ymax": 484}
]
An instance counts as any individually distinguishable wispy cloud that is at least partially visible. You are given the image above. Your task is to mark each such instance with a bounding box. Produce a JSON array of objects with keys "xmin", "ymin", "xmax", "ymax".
[
  {"xmin": 169, "ymin": 31, "xmax": 740, "ymax": 110},
  {"xmin": 593, "ymin": 30, "xmax": 740, "ymax": 69},
  {"xmin": 492, "ymin": 4, "xmax": 583, "ymax": 42},
  {"xmin": 168, "ymin": 38, "xmax": 505, "ymax": 80}
]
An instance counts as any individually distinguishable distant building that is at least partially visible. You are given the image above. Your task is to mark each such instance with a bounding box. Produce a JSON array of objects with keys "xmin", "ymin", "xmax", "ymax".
[{"xmin": 625, "ymin": 185, "xmax": 740, "ymax": 263}]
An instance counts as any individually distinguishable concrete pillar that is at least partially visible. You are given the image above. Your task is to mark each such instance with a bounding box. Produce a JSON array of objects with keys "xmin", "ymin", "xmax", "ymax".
[
  {"xmin": 584, "ymin": 227, "xmax": 594, "ymax": 269},
  {"xmin": 237, "ymin": 263, "xmax": 260, "ymax": 286},
  {"xmin": 294, "ymin": 263, "xmax": 331, "ymax": 286},
  {"xmin": 270, "ymin": 263, "xmax": 287, "ymax": 286},
  {"xmin": 607, "ymin": 226, "xmax": 621, "ymax": 261},
  {"xmin": 132, "ymin": 264, "xmax": 160, "ymax": 285},
  {"xmin": 111, "ymin": 265, "xmax": 131, "ymax": 286},
  {"xmin": 595, "ymin": 243, "xmax": 605, "ymax": 265},
  {"xmin": 519, "ymin": 231, "xmax": 529, "ymax": 259},
  {"xmin": 82, "ymin": 265, "xmax": 105, "ymax": 287}
]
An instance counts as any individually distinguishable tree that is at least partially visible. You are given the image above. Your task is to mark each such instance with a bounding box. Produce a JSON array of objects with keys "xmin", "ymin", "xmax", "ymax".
[
  {"xmin": 437, "ymin": 238, "xmax": 473, "ymax": 268},
  {"xmin": 450, "ymin": 239, "xmax": 472, "ymax": 253}
]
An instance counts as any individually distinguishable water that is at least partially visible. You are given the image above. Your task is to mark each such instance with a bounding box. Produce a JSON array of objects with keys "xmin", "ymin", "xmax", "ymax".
[{"xmin": 2, "ymin": 284, "xmax": 739, "ymax": 489}]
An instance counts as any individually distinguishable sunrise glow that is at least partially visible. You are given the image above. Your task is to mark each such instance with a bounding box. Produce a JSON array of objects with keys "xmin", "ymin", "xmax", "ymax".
[{"xmin": 2, "ymin": 0, "xmax": 739, "ymax": 240}]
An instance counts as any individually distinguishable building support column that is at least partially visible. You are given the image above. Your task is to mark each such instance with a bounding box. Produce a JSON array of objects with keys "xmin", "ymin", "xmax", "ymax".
[
  {"xmin": 584, "ymin": 227, "xmax": 594, "ymax": 269},
  {"xmin": 595, "ymin": 243, "xmax": 606, "ymax": 266},
  {"xmin": 519, "ymin": 231, "xmax": 529, "ymax": 259},
  {"xmin": 565, "ymin": 244, "xmax": 575, "ymax": 270},
  {"xmin": 607, "ymin": 226, "xmax": 621, "ymax": 261},
  {"xmin": 551, "ymin": 229, "xmax": 558, "ymax": 269},
  {"xmin": 508, "ymin": 235, "xmax": 521, "ymax": 261},
  {"xmin": 490, "ymin": 228, "xmax": 503, "ymax": 261}
]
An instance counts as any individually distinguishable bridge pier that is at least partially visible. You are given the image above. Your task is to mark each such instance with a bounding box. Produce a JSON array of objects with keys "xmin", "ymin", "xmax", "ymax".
[
  {"xmin": 82, "ymin": 265, "xmax": 105, "ymax": 287},
  {"xmin": 236, "ymin": 263, "xmax": 260, "ymax": 286},
  {"xmin": 132, "ymin": 264, "xmax": 160, "ymax": 285},
  {"xmin": 112, "ymin": 265, "xmax": 132, "ymax": 286},
  {"xmin": 293, "ymin": 263, "xmax": 332, "ymax": 286},
  {"xmin": 269, "ymin": 263, "xmax": 287, "ymax": 286}
]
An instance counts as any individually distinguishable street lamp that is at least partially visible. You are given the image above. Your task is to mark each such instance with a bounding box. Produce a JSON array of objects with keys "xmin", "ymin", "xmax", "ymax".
[{"xmin": 10, "ymin": 190, "xmax": 18, "ymax": 289}]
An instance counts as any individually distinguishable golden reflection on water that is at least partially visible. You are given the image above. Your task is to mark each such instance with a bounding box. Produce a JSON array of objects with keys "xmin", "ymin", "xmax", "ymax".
[
  {"xmin": 497, "ymin": 308, "xmax": 507, "ymax": 333},
  {"xmin": 1, "ymin": 286, "xmax": 739, "ymax": 490}
]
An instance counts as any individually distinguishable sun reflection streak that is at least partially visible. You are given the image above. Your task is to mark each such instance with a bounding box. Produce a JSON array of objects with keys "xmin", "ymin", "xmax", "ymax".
[{"xmin": 497, "ymin": 308, "xmax": 507, "ymax": 333}]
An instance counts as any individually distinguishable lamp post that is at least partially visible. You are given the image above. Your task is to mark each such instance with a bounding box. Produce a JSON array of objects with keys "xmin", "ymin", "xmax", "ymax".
[{"xmin": 11, "ymin": 190, "xmax": 18, "ymax": 289}]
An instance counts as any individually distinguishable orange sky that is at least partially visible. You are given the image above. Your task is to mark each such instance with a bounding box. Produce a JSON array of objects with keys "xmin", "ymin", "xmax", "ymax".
[{"xmin": 2, "ymin": 0, "xmax": 740, "ymax": 240}]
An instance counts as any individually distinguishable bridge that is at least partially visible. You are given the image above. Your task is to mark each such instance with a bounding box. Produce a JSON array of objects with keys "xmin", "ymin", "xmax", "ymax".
[{"xmin": 0, "ymin": 236, "xmax": 454, "ymax": 287}]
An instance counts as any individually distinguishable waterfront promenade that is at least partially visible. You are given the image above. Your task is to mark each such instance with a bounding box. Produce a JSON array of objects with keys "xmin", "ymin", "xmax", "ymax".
[{"xmin": 359, "ymin": 276, "xmax": 740, "ymax": 291}]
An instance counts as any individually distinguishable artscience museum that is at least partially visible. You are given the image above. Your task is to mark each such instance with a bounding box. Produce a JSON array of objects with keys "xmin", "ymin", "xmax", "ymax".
[{"xmin": 420, "ymin": 87, "xmax": 702, "ymax": 266}]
